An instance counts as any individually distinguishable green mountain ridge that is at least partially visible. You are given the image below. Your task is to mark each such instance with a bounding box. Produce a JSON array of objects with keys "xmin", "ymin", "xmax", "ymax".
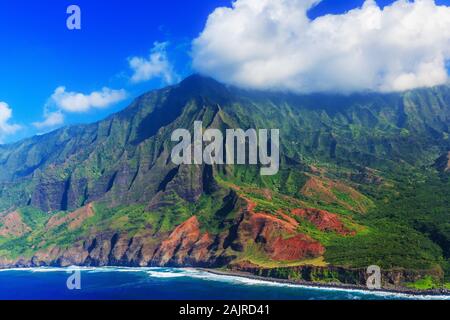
[{"xmin": 0, "ymin": 75, "xmax": 449, "ymax": 290}]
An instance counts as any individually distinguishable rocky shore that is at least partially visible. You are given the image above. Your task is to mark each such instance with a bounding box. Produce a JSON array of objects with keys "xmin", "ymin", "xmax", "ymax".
[{"xmin": 200, "ymin": 266, "xmax": 450, "ymax": 297}]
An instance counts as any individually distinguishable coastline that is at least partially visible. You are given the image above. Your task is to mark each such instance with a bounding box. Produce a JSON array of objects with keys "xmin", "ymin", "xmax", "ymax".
[
  {"xmin": 199, "ymin": 268, "xmax": 450, "ymax": 298},
  {"xmin": 1, "ymin": 264, "xmax": 449, "ymax": 298}
]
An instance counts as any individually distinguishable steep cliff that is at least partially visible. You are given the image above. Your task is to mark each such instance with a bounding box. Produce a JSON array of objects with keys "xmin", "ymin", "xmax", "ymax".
[{"xmin": 0, "ymin": 75, "xmax": 449, "ymax": 289}]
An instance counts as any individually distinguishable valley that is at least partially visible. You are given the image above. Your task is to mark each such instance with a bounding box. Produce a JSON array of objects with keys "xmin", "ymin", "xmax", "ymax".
[{"xmin": 0, "ymin": 75, "xmax": 449, "ymax": 291}]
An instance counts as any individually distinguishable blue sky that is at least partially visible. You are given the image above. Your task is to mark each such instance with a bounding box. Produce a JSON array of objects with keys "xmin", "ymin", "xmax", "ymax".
[
  {"xmin": 0, "ymin": 0, "xmax": 229, "ymax": 142},
  {"xmin": 0, "ymin": 0, "xmax": 449, "ymax": 143}
]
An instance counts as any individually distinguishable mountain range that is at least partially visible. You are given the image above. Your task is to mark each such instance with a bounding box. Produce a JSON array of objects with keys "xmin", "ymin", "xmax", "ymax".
[{"xmin": 0, "ymin": 75, "xmax": 449, "ymax": 291}]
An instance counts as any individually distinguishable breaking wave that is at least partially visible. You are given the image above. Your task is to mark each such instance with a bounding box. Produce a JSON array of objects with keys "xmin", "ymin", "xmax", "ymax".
[{"xmin": 1, "ymin": 267, "xmax": 449, "ymax": 300}]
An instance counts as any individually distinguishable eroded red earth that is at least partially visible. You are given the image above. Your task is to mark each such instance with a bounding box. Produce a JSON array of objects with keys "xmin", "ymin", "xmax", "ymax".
[
  {"xmin": 241, "ymin": 199, "xmax": 325, "ymax": 261},
  {"xmin": 291, "ymin": 208, "xmax": 354, "ymax": 235}
]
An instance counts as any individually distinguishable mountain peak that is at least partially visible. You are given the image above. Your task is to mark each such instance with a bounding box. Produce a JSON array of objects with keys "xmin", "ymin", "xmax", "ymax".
[
  {"xmin": 179, "ymin": 73, "xmax": 222, "ymax": 87},
  {"xmin": 176, "ymin": 74, "xmax": 231, "ymax": 100}
]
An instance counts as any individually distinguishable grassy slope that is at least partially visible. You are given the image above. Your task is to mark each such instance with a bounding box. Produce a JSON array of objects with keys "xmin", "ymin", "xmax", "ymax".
[
  {"xmin": 0, "ymin": 168, "xmax": 449, "ymax": 289},
  {"xmin": 0, "ymin": 78, "xmax": 450, "ymax": 290}
]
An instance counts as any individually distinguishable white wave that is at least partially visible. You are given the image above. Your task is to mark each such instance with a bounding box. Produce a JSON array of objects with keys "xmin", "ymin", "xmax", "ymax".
[
  {"xmin": 146, "ymin": 270, "xmax": 188, "ymax": 278},
  {"xmin": 0, "ymin": 267, "xmax": 67, "ymax": 273},
  {"xmin": 83, "ymin": 267, "xmax": 151, "ymax": 273},
  {"xmin": 143, "ymin": 268, "xmax": 450, "ymax": 300},
  {"xmin": 0, "ymin": 266, "xmax": 448, "ymax": 300},
  {"xmin": 193, "ymin": 271, "xmax": 450, "ymax": 300}
]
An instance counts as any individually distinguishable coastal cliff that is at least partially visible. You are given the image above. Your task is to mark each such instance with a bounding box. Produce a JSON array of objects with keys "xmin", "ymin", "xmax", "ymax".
[{"xmin": 1, "ymin": 76, "xmax": 450, "ymax": 291}]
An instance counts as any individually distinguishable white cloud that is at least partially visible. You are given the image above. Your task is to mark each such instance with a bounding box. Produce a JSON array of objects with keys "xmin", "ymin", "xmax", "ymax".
[
  {"xmin": 129, "ymin": 42, "xmax": 179, "ymax": 84},
  {"xmin": 51, "ymin": 86, "xmax": 127, "ymax": 113},
  {"xmin": 0, "ymin": 102, "xmax": 21, "ymax": 142},
  {"xmin": 193, "ymin": 0, "xmax": 450, "ymax": 93},
  {"xmin": 33, "ymin": 86, "xmax": 126, "ymax": 130},
  {"xmin": 32, "ymin": 110, "xmax": 64, "ymax": 129}
]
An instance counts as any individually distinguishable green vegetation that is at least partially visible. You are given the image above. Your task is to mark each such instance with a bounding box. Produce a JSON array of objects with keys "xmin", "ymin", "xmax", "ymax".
[
  {"xmin": 19, "ymin": 207, "xmax": 48, "ymax": 230},
  {"xmin": 406, "ymin": 276, "xmax": 441, "ymax": 290},
  {"xmin": 0, "ymin": 76, "xmax": 450, "ymax": 287}
]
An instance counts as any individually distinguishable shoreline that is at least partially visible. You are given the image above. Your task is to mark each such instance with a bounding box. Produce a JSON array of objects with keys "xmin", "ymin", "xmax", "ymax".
[
  {"xmin": 199, "ymin": 268, "xmax": 450, "ymax": 298},
  {"xmin": 1, "ymin": 265, "xmax": 449, "ymax": 298}
]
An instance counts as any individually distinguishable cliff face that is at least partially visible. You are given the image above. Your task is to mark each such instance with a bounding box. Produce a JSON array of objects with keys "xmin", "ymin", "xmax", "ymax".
[
  {"xmin": 226, "ymin": 263, "xmax": 445, "ymax": 291},
  {"xmin": 0, "ymin": 76, "xmax": 450, "ymax": 289},
  {"xmin": 1, "ymin": 76, "xmax": 450, "ymax": 214},
  {"xmin": 435, "ymin": 151, "xmax": 450, "ymax": 172},
  {"xmin": 0, "ymin": 197, "xmax": 328, "ymax": 268}
]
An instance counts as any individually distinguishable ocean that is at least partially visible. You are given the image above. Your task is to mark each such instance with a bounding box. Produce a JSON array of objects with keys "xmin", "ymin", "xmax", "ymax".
[{"xmin": 0, "ymin": 267, "xmax": 448, "ymax": 300}]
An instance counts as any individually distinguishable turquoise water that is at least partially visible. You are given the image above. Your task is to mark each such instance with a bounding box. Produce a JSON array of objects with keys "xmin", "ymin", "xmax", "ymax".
[{"xmin": 0, "ymin": 267, "xmax": 448, "ymax": 300}]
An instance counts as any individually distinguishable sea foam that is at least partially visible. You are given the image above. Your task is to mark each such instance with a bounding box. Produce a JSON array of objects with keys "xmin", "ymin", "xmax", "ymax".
[{"xmin": 1, "ymin": 267, "xmax": 448, "ymax": 300}]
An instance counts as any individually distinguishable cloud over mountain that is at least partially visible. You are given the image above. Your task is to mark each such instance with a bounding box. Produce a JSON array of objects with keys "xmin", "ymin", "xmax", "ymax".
[
  {"xmin": 51, "ymin": 87, "xmax": 127, "ymax": 113},
  {"xmin": 193, "ymin": 0, "xmax": 450, "ymax": 93},
  {"xmin": 129, "ymin": 42, "xmax": 179, "ymax": 84},
  {"xmin": 33, "ymin": 87, "xmax": 127, "ymax": 130},
  {"xmin": 32, "ymin": 110, "xmax": 64, "ymax": 130},
  {"xmin": 0, "ymin": 102, "xmax": 21, "ymax": 142}
]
